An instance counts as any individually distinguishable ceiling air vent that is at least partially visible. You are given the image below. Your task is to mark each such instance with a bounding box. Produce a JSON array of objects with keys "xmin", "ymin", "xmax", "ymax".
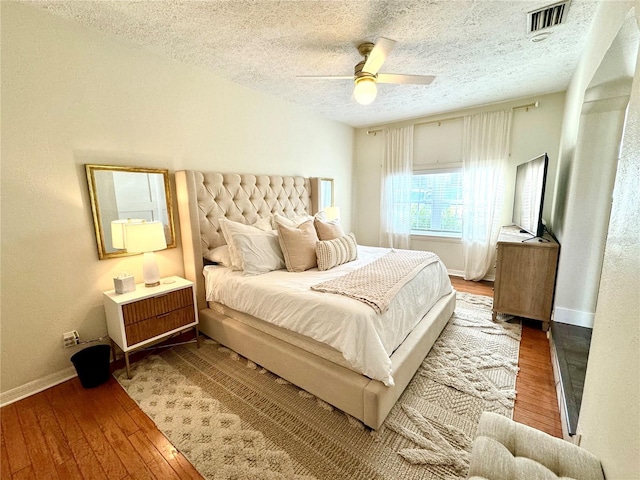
[{"xmin": 527, "ymin": 1, "xmax": 570, "ymax": 33}]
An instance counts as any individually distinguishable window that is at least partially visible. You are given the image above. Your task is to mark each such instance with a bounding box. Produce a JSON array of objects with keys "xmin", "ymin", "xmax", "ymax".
[{"xmin": 411, "ymin": 169, "xmax": 463, "ymax": 236}]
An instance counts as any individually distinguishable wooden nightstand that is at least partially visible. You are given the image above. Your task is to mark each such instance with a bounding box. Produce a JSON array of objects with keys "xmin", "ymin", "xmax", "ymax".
[{"xmin": 104, "ymin": 276, "xmax": 199, "ymax": 378}]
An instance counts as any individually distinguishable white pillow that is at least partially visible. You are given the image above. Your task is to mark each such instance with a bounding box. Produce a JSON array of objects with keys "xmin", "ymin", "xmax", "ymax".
[
  {"xmin": 233, "ymin": 232, "xmax": 285, "ymax": 275},
  {"xmin": 254, "ymin": 215, "xmax": 275, "ymax": 231},
  {"xmin": 316, "ymin": 233, "xmax": 358, "ymax": 271},
  {"xmin": 274, "ymin": 213, "xmax": 314, "ymax": 228},
  {"xmin": 204, "ymin": 245, "xmax": 231, "ymax": 267},
  {"xmin": 219, "ymin": 217, "xmax": 274, "ymax": 270}
]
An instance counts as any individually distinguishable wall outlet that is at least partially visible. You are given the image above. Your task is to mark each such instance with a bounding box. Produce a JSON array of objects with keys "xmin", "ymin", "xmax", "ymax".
[{"xmin": 63, "ymin": 330, "xmax": 80, "ymax": 348}]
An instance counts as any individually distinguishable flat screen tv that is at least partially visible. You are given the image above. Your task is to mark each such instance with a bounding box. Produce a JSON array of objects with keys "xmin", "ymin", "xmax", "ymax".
[{"xmin": 512, "ymin": 153, "xmax": 549, "ymax": 238}]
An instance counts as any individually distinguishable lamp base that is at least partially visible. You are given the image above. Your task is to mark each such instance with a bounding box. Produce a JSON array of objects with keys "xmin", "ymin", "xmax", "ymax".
[{"xmin": 141, "ymin": 252, "xmax": 161, "ymax": 288}]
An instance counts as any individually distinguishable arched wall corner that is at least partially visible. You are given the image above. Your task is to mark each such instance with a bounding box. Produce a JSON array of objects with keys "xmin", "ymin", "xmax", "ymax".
[{"xmin": 552, "ymin": 5, "xmax": 639, "ymax": 328}]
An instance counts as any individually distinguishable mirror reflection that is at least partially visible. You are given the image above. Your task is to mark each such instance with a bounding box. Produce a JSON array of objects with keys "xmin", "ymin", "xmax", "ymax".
[
  {"xmin": 320, "ymin": 178, "xmax": 334, "ymax": 211},
  {"xmin": 86, "ymin": 165, "xmax": 176, "ymax": 259}
]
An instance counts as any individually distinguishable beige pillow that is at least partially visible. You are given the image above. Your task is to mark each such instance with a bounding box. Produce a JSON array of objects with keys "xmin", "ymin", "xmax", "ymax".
[
  {"xmin": 276, "ymin": 220, "xmax": 319, "ymax": 272},
  {"xmin": 314, "ymin": 214, "xmax": 345, "ymax": 241},
  {"xmin": 316, "ymin": 233, "xmax": 358, "ymax": 271},
  {"xmin": 274, "ymin": 213, "xmax": 314, "ymax": 228}
]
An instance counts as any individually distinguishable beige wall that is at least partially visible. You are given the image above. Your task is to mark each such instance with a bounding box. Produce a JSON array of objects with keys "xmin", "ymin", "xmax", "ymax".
[
  {"xmin": 0, "ymin": 3, "xmax": 354, "ymax": 397},
  {"xmin": 353, "ymin": 92, "xmax": 565, "ymax": 276},
  {"xmin": 575, "ymin": 4, "xmax": 640, "ymax": 478}
]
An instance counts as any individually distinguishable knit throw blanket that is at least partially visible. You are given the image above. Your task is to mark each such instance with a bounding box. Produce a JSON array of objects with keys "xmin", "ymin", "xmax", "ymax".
[{"xmin": 311, "ymin": 249, "xmax": 440, "ymax": 313}]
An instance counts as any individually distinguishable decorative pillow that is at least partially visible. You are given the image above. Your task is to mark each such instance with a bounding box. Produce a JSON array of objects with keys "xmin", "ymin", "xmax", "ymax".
[
  {"xmin": 233, "ymin": 232, "xmax": 285, "ymax": 275},
  {"xmin": 314, "ymin": 212, "xmax": 345, "ymax": 241},
  {"xmin": 274, "ymin": 213, "xmax": 314, "ymax": 228},
  {"xmin": 204, "ymin": 245, "xmax": 232, "ymax": 267},
  {"xmin": 252, "ymin": 216, "xmax": 274, "ymax": 231},
  {"xmin": 316, "ymin": 233, "xmax": 358, "ymax": 271},
  {"xmin": 276, "ymin": 220, "xmax": 319, "ymax": 272},
  {"xmin": 219, "ymin": 217, "xmax": 274, "ymax": 270}
]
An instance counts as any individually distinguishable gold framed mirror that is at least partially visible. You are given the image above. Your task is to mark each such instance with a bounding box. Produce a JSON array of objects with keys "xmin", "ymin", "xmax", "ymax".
[{"xmin": 86, "ymin": 164, "xmax": 176, "ymax": 259}]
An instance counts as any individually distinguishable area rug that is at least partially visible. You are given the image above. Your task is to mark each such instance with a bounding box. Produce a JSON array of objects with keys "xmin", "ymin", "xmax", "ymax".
[{"xmin": 115, "ymin": 292, "xmax": 521, "ymax": 480}]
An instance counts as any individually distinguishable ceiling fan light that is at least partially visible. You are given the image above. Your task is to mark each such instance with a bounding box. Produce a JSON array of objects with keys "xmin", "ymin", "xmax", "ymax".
[{"xmin": 354, "ymin": 77, "xmax": 377, "ymax": 105}]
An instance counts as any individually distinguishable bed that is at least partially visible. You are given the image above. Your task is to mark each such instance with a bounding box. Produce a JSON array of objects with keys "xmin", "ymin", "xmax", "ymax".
[{"xmin": 175, "ymin": 170, "xmax": 456, "ymax": 429}]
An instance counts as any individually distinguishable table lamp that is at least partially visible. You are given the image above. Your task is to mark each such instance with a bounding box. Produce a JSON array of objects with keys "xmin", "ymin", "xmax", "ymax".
[
  {"xmin": 111, "ymin": 218, "xmax": 144, "ymax": 250},
  {"xmin": 323, "ymin": 206, "xmax": 341, "ymax": 221},
  {"xmin": 124, "ymin": 221, "xmax": 167, "ymax": 287}
]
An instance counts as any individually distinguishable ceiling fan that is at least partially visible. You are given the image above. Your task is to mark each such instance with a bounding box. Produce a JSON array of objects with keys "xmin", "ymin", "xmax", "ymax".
[{"xmin": 298, "ymin": 37, "xmax": 435, "ymax": 105}]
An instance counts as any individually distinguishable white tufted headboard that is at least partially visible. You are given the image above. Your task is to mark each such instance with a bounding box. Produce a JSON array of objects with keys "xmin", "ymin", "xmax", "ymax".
[{"xmin": 175, "ymin": 170, "xmax": 320, "ymax": 309}]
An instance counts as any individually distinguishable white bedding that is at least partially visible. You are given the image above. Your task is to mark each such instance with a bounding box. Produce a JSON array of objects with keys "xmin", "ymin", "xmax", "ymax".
[{"xmin": 203, "ymin": 245, "xmax": 452, "ymax": 386}]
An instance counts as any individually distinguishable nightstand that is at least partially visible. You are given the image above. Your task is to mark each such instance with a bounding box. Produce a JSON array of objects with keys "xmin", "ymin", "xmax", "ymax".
[{"xmin": 103, "ymin": 276, "xmax": 199, "ymax": 378}]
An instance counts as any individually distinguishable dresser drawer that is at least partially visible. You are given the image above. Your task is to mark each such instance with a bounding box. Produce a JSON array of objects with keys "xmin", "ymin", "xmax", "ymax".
[
  {"xmin": 125, "ymin": 305, "xmax": 195, "ymax": 345},
  {"xmin": 121, "ymin": 287, "xmax": 193, "ymax": 325}
]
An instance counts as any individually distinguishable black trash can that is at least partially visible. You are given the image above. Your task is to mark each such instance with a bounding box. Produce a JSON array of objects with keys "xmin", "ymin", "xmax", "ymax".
[{"xmin": 70, "ymin": 344, "xmax": 111, "ymax": 388}]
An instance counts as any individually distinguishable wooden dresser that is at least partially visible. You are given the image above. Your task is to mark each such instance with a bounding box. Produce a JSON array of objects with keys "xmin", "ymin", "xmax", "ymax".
[{"xmin": 492, "ymin": 225, "xmax": 560, "ymax": 330}]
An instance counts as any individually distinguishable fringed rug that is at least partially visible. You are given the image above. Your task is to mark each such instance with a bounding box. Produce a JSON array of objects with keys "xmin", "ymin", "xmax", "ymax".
[{"xmin": 115, "ymin": 292, "xmax": 521, "ymax": 480}]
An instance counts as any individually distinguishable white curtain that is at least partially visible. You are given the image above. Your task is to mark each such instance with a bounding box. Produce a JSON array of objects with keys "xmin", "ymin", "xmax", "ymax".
[
  {"xmin": 380, "ymin": 125, "xmax": 414, "ymax": 249},
  {"xmin": 462, "ymin": 110, "xmax": 513, "ymax": 280}
]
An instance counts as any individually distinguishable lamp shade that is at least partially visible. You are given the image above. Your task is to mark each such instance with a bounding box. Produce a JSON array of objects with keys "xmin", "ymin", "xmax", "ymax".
[
  {"xmin": 111, "ymin": 219, "xmax": 144, "ymax": 249},
  {"xmin": 354, "ymin": 77, "xmax": 377, "ymax": 105},
  {"xmin": 124, "ymin": 221, "xmax": 167, "ymax": 253},
  {"xmin": 323, "ymin": 206, "xmax": 341, "ymax": 221}
]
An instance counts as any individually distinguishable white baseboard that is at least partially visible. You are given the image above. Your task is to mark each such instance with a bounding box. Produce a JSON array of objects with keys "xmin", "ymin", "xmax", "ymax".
[
  {"xmin": 553, "ymin": 307, "xmax": 595, "ymax": 328},
  {"xmin": 448, "ymin": 269, "xmax": 465, "ymax": 277},
  {"xmin": 548, "ymin": 329, "xmax": 572, "ymax": 440},
  {"xmin": 447, "ymin": 270, "xmax": 495, "ymax": 282},
  {"xmin": 0, "ymin": 366, "xmax": 77, "ymax": 407}
]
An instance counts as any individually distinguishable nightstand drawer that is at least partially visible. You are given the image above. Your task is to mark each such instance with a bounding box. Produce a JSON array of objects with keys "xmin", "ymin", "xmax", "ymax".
[
  {"xmin": 125, "ymin": 305, "xmax": 195, "ymax": 345},
  {"xmin": 104, "ymin": 276, "xmax": 200, "ymax": 379},
  {"xmin": 122, "ymin": 287, "xmax": 193, "ymax": 325}
]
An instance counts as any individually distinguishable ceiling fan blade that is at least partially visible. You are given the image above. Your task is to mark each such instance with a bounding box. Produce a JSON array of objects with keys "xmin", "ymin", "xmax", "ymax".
[
  {"xmin": 362, "ymin": 37, "xmax": 396, "ymax": 75},
  {"xmin": 377, "ymin": 73, "xmax": 435, "ymax": 85},
  {"xmin": 297, "ymin": 75, "xmax": 354, "ymax": 81}
]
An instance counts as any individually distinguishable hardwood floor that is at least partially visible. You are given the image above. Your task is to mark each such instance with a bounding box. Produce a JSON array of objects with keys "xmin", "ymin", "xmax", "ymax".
[
  {"xmin": 451, "ymin": 276, "xmax": 563, "ymax": 437},
  {"xmin": 1, "ymin": 376, "xmax": 203, "ymax": 480},
  {"xmin": 1, "ymin": 277, "xmax": 562, "ymax": 479}
]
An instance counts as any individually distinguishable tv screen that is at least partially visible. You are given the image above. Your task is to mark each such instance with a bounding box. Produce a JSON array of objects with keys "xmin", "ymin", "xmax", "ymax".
[{"xmin": 512, "ymin": 153, "xmax": 549, "ymax": 238}]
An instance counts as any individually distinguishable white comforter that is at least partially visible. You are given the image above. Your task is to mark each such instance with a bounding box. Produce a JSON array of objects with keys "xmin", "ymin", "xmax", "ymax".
[{"xmin": 203, "ymin": 245, "xmax": 452, "ymax": 386}]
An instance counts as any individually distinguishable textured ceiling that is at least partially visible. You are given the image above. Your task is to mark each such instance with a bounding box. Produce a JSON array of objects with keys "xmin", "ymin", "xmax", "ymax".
[{"xmin": 28, "ymin": 0, "xmax": 600, "ymax": 128}]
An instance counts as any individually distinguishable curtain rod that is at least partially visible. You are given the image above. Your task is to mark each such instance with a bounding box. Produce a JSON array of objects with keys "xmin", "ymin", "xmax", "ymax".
[{"xmin": 366, "ymin": 101, "xmax": 540, "ymax": 136}]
